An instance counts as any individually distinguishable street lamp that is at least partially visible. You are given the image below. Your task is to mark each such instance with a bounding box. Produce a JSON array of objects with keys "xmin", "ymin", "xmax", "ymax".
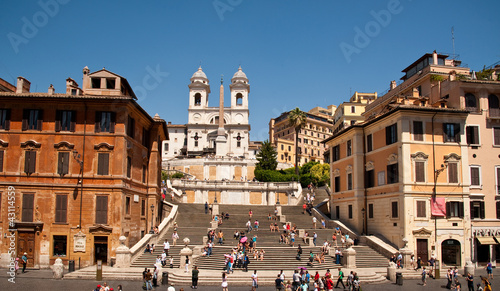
[
  {"xmin": 213, "ymin": 181, "xmax": 218, "ymax": 204},
  {"xmin": 276, "ymin": 184, "xmax": 280, "ymax": 205},
  {"xmin": 150, "ymin": 204, "xmax": 155, "ymax": 234}
]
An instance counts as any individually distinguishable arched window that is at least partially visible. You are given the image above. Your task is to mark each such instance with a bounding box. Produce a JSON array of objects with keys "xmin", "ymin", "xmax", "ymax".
[
  {"xmin": 236, "ymin": 93, "xmax": 243, "ymax": 106},
  {"xmin": 194, "ymin": 93, "xmax": 201, "ymax": 106},
  {"xmin": 488, "ymin": 94, "xmax": 499, "ymax": 109},
  {"xmin": 465, "ymin": 93, "xmax": 477, "ymax": 111}
]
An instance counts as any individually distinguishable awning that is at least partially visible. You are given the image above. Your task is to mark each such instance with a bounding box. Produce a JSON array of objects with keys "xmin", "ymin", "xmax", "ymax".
[{"xmin": 477, "ymin": 236, "xmax": 498, "ymax": 245}]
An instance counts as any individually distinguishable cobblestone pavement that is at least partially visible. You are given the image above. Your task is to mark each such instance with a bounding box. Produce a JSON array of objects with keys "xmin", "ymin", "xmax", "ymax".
[{"xmin": 0, "ymin": 267, "xmax": 497, "ymax": 290}]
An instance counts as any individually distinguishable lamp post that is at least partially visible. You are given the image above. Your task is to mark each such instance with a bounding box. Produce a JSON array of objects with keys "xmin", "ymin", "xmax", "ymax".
[
  {"xmin": 72, "ymin": 150, "xmax": 84, "ymax": 229},
  {"xmin": 150, "ymin": 204, "xmax": 155, "ymax": 234},
  {"xmin": 213, "ymin": 181, "xmax": 218, "ymax": 204},
  {"xmin": 276, "ymin": 184, "xmax": 280, "ymax": 205}
]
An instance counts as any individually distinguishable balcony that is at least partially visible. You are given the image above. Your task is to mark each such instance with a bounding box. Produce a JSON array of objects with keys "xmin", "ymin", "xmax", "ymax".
[{"xmin": 488, "ymin": 108, "xmax": 500, "ymax": 120}]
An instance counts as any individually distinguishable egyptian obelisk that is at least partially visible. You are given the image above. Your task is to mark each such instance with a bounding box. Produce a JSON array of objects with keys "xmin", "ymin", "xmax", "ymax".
[{"xmin": 215, "ymin": 75, "xmax": 228, "ymax": 156}]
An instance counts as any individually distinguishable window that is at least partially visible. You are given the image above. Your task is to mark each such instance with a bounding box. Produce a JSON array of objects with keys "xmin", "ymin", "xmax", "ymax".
[
  {"xmin": 55, "ymin": 110, "xmax": 75, "ymax": 132},
  {"xmin": 346, "ymin": 140, "xmax": 352, "ymax": 156},
  {"xmin": 95, "ymin": 111, "xmax": 115, "ymax": 133},
  {"xmin": 142, "ymin": 128, "xmax": 149, "ymax": 147},
  {"xmin": 348, "ymin": 205, "xmax": 353, "ymax": 219},
  {"xmin": 413, "ymin": 121, "xmax": 423, "ymax": 141},
  {"xmin": 335, "ymin": 206, "xmax": 340, "ymax": 219},
  {"xmin": 0, "ymin": 109, "xmax": 11, "ymax": 130},
  {"xmin": 334, "ymin": 176, "xmax": 340, "ymax": 192},
  {"xmin": 288, "ymin": 146, "xmax": 291, "ymax": 151},
  {"xmin": 106, "ymin": 78, "xmax": 115, "ymax": 89},
  {"xmin": 127, "ymin": 116, "xmax": 135, "ymax": 138},
  {"xmin": 97, "ymin": 153, "xmax": 109, "ymax": 175},
  {"xmin": 415, "ymin": 161, "xmax": 425, "ymax": 182},
  {"xmin": 281, "ymin": 144, "xmax": 284, "ymax": 150},
  {"xmin": 368, "ymin": 203, "xmax": 374, "ymax": 219},
  {"xmin": 470, "ymin": 201, "xmax": 485, "ymax": 219},
  {"xmin": 22, "ymin": 109, "xmax": 43, "ymax": 131},
  {"xmin": 443, "ymin": 123, "xmax": 460, "ymax": 142},
  {"xmin": 446, "ymin": 201, "xmax": 464, "ymax": 218},
  {"xmin": 236, "ymin": 93, "xmax": 243, "ymax": 105},
  {"xmin": 365, "ymin": 170, "xmax": 375, "ymax": 188},
  {"xmin": 125, "ymin": 196, "xmax": 131, "ymax": 215},
  {"xmin": 470, "ymin": 166, "xmax": 481, "ymax": 187},
  {"xmin": 194, "ymin": 93, "xmax": 201, "ymax": 105},
  {"xmin": 142, "ymin": 165, "xmax": 147, "ymax": 183},
  {"xmin": 497, "ymin": 201, "xmax": 500, "ymax": 219},
  {"xmin": 366, "ymin": 134, "xmax": 373, "ymax": 152},
  {"xmin": 281, "ymin": 154, "xmax": 284, "ymax": 160},
  {"xmin": 466, "ymin": 126, "xmax": 479, "ymax": 145},
  {"xmin": 24, "ymin": 151, "xmax": 36, "ymax": 175},
  {"xmin": 332, "ymin": 145, "xmax": 340, "ymax": 162},
  {"xmin": 141, "ymin": 199, "xmax": 146, "ymax": 216},
  {"xmin": 0, "ymin": 150, "xmax": 4, "ymax": 172},
  {"xmin": 351, "ymin": 106, "xmax": 355, "ymax": 113},
  {"xmin": 55, "ymin": 195, "xmax": 67, "ymax": 223},
  {"xmin": 127, "ymin": 157, "xmax": 132, "ymax": 178},
  {"xmin": 164, "ymin": 143, "xmax": 169, "ymax": 151},
  {"xmin": 91, "ymin": 78, "xmax": 101, "ymax": 88},
  {"xmin": 465, "ymin": 93, "xmax": 477, "ymax": 111},
  {"xmin": 497, "ymin": 167, "xmax": 500, "ymax": 194},
  {"xmin": 57, "ymin": 152, "xmax": 69, "ymax": 176},
  {"xmin": 377, "ymin": 171, "xmax": 385, "ymax": 186},
  {"xmin": 448, "ymin": 162, "xmax": 458, "ymax": 183},
  {"xmin": 391, "ymin": 201, "xmax": 398, "ymax": 218},
  {"xmin": 494, "ymin": 128, "xmax": 500, "ymax": 146},
  {"xmin": 194, "ymin": 141, "xmax": 198, "ymax": 147},
  {"xmin": 96, "ymin": 196, "xmax": 108, "ymax": 224},
  {"xmin": 237, "ymin": 141, "xmax": 241, "ymax": 148},
  {"xmin": 22, "ymin": 194, "xmax": 34, "ymax": 222},
  {"xmin": 385, "ymin": 124, "xmax": 397, "ymax": 145},
  {"xmin": 416, "ymin": 201, "xmax": 426, "ymax": 218},
  {"xmin": 53, "ymin": 236, "xmax": 67, "ymax": 257},
  {"xmin": 305, "ymin": 148, "xmax": 307, "ymax": 154},
  {"xmin": 387, "ymin": 163, "xmax": 399, "ymax": 184},
  {"xmin": 347, "ymin": 173, "xmax": 352, "ymax": 190}
]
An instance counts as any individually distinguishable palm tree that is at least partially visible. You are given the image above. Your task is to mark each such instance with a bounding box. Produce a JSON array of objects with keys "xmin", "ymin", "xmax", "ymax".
[{"xmin": 288, "ymin": 108, "xmax": 307, "ymax": 176}]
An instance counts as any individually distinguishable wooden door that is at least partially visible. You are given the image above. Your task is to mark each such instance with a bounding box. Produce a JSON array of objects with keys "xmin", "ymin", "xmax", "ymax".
[
  {"xmin": 417, "ymin": 239, "xmax": 428, "ymax": 265},
  {"xmin": 18, "ymin": 232, "xmax": 35, "ymax": 267}
]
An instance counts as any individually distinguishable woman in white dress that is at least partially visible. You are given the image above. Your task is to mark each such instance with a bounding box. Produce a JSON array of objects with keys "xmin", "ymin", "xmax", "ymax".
[{"xmin": 221, "ymin": 272, "xmax": 228, "ymax": 291}]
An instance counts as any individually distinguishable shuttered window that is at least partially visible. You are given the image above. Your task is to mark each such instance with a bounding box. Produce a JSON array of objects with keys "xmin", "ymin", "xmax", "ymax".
[
  {"xmin": 22, "ymin": 109, "xmax": 43, "ymax": 131},
  {"xmin": 497, "ymin": 167, "xmax": 500, "ymax": 194},
  {"xmin": 55, "ymin": 195, "xmax": 67, "ymax": 223},
  {"xmin": 127, "ymin": 116, "xmax": 135, "ymax": 138},
  {"xmin": 416, "ymin": 201, "xmax": 426, "ymax": 218},
  {"xmin": 334, "ymin": 176, "xmax": 340, "ymax": 192},
  {"xmin": 95, "ymin": 196, "xmax": 108, "ymax": 224},
  {"xmin": 415, "ymin": 161, "xmax": 425, "ymax": 182},
  {"xmin": 368, "ymin": 203, "xmax": 374, "ymax": 219},
  {"xmin": 347, "ymin": 173, "xmax": 352, "ymax": 190},
  {"xmin": 0, "ymin": 150, "xmax": 4, "ymax": 172},
  {"xmin": 127, "ymin": 157, "xmax": 132, "ymax": 178},
  {"xmin": 57, "ymin": 152, "xmax": 69, "ymax": 176},
  {"xmin": 22, "ymin": 194, "xmax": 34, "ymax": 222},
  {"xmin": 471, "ymin": 201, "xmax": 485, "ymax": 219},
  {"xmin": 446, "ymin": 201, "xmax": 464, "ymax": 218},
  {"xmin": 348, "ymin": 205, "xmax": 353, "ymax": 219},
  {"xmin": 0, "ymin": 109, "xmax": 10, "ymax": 130},
  {"xmin": 95, "ymin": 111, "xmax": 115, "ymax": 133},
  {"xmin": 385, "ymin": 124, "xmax": 397, "ymax": 145},
  {"xmin": 413, "ymin": 121, "xmax": 423, "ymax": 141},
  {"xmin": 97, "ymin": 153, "xmax": 109, "ymax": 175},
  {"xmin": 443, "ymin": 123, "xmax": 460, "ymax": 143},
  {"xmin": 24, "ymin": 151, "xmax": 36, "ymax": 175},
  {"xmin": 448, "ymin": 163, "xmax": 458, "ymax": 183},
  {"xmin": 387, "ymin": 163, "xmax": 399, "ymax": 184},
  {"xmin": 466, "ymin": 126, "xmax": 479, "ymax": 145},
  {"xmin": 366, "ymin": 134, "xmax": 373, "ymax": 152},
  {"xmin": 494, "ymin": 128, "xmax": 500, "ymax": 146},
  {"xmin": 365, "ymin": 170, "xmax": 375, "ymax": 188},
  {"xmin": 55, "ymin": 110, "xmax": 76, "ymax": 132},
  {"xmin": 391, "ymin": 201, "xmax": 398, "ymax": 218},
  {"xmin": 346, "ymin": 140, "xmax": 352, "ymax": 156},
  {"xmin": 470, "ymin": 166, "xmax": 480, "ymax": 186}
]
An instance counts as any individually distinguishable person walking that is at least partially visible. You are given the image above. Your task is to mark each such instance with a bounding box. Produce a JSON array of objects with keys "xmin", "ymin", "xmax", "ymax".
[
  {"xmin": 485, "ymin": 262, "xmax": 493, "ymax": 280},
  {"xmin": 335, "ymin": 268, "xmax": 345, "ymax": 289},
  {"xmin": 222, "ymin": 272, "xmax": 228, "ymax": 291},
  {"xmin": 145, "ymin": 269, "xmax": 153, "ymax": 290},
  {"xmin": 191, "ymin": 265, "xmax": 199, "ymax": 289},
  {"xmin": 246, "ymin": 219, "xmax": 253, "ymax": 232},
  {"xmin": 421, "ymin": 267, "xmax": 427, "ymax": 286},
  {"xmin": 312, "ymin": 216, "xmax": 317, "ymax": 229},
  {"xmin": 466, "ymin": 272, "xmax": 474, "ymax": 291},
  {"xmin": 276, "ymin": 274, "xmax": 285, "ymax": 291},
  {"xmin": 205, "ymin": 201, "xmax": 209, "ymax": 214},
  {"xmin": 172, "ymin": 231, "xmax": 179, "ymax": 246},
  {"xmin": 164, "ymin": 239, "xmax": 170, "ymax": 256},
  {"xmin": 251, "ymin": 270, "xmax": 258, "ymax": 291},
  {"xmin": 21, "ymin": 252, "xmax": 28, "ymax": 273},
  {"xmin": 185, "ymin": 256, "xmax": 190, "ymax": 273}
]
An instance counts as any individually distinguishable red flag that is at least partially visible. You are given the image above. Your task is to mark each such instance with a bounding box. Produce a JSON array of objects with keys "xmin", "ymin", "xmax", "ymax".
[{"xmin": 431, "ymin": 197, "xmax": 446, "ymax": 217}]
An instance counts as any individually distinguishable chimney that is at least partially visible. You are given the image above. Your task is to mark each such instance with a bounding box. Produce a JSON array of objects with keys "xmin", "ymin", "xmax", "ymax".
[
  {"xmin": 390, "ymin": 80, "xmax": 397, "ymax": 90},
  {"xmin": 82, "ymin": 66, "xmax": 90, "ymax": 90},
  {"xmin": 16, "ymin": 76, "xmax": 31, "ymax": 93},
  {"xmin": 48, "ymin": 84, "xmax": 55, "ymax": 95},
  {"xmin": 432, "ymin": 50, "xmax": 438, "ymax": 65}
]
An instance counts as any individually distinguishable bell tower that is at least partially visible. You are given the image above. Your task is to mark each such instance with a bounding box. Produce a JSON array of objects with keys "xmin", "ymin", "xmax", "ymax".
[
  {"xmin": 230, "ymin": 66, "xmax": 249, "ymax": 109},
  {"xmin": 188, "ymin": 66, "xmax": 210, "ymax": 109}
]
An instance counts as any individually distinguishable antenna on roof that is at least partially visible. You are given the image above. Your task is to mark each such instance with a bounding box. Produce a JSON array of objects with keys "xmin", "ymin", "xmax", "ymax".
[{"xmin": 451, "ymin": 26, "xmax": 456, "ymax": 58}]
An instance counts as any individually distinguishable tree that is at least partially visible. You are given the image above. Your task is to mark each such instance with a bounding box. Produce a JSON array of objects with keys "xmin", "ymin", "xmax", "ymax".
[
  {"xmin": 288, "ymin": 108, "xmax": 307, "ymax": 176},
  {"xmin": 256, "ymin": 140, "xmax": 278, "ymax": 171},
  {"xmin": 310, "ymin": 163, "xmax": 330, "ymax": 186}
]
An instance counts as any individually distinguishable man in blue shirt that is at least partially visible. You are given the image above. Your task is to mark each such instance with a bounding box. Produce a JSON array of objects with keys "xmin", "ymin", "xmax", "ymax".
[{"xmin": 21, "ymin": 252, "xmax": 28, "ymax": 273}]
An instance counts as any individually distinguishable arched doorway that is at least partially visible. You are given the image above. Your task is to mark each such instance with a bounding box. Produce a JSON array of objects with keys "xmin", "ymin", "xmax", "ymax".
[{"xmin": 442, "ymin": 239, "xmax": 461, "ymax": 266}]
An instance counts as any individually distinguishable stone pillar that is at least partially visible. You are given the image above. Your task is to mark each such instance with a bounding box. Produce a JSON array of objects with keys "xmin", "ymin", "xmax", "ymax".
[
  {"xmin": 52, "ymin": 258, "xmax": 64, "ymax": 279},
  {"xmin": 399, "ymin": 247, "xmax": 413, "ymax": 270},
  {"xmin": 179, "ymin": 238, "xmax": 193, "ymax": 273},
  {"xmin": 387, "ymin": 261, "xmax": 397, "ymax": 282},
  {"xmin": 464, "ymin": 260, "xmax": 475, "ymax": 276},
  {"xmin": 115, "ymin": 236, "xmax": 132, "ymax": 268},
  {"xmin": 343, "ymin": 247, "xmax": 356, "ymax": 268},
  {"xmin": 276, "ymin": 204, "xmax": 282, "ymax": 217},
  {"xmin": 212, "ymin": 203, "xmax": 219, "ymax": 216},
  {"xmin": 210, "ymin": 221, "xmax": 218, "ymax": 229}
]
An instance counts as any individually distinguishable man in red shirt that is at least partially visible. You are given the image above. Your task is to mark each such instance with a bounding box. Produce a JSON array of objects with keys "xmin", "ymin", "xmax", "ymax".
[{"xmin": 325, "ymin": 274, "xmax": 334, "ymax": 291}]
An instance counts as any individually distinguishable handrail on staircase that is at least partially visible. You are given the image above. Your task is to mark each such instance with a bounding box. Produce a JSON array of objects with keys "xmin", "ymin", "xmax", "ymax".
[{"xmin": 130, "ymin": 201, "xmax": 178, "ymax": 264}]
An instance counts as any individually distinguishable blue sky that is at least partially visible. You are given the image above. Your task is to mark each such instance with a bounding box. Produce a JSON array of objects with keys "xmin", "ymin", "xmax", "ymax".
[{"xmin": 1, "ymin": 0, "xmax": 499, "ymax": 141}]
